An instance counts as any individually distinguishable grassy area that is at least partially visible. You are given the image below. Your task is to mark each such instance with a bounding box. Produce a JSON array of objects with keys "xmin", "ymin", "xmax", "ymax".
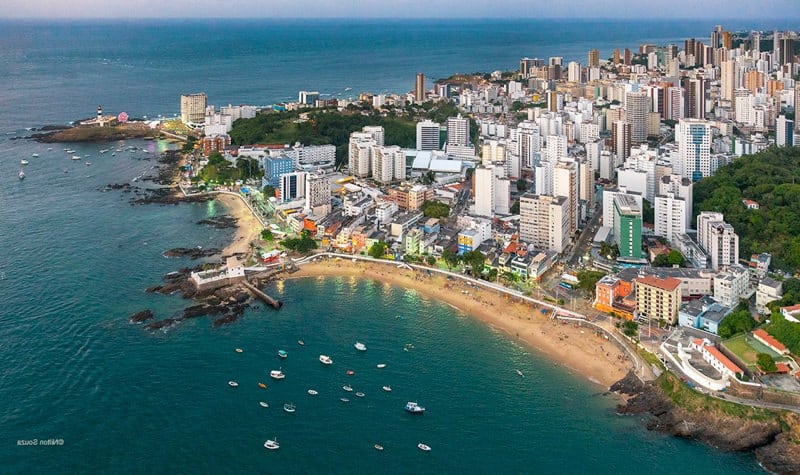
[
  {"xmin": 638, "ymin": 348, "xmax": 665, "ymax": 371},
  {"xmin": 657, "ymin": 372, "xmax": 781, "ymax": 422},
  {"xmin": 723, "ymin": 334, "xmax": 759, "ymax": 368}
]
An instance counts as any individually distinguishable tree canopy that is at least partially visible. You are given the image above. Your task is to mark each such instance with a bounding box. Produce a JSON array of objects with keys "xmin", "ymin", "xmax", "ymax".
[
  {"xmin": 421, "ymin": 200, "xmax": 450, "ymax": 219},
  {"xmin": 717, "ymin": 309, "xmax": 757, "ymax": 339},
  {"xmin": 461, "ymin": 250, "xmax": 485, "ymax": 277},
  {"xmin": 280, "ymin": 231, "xmax": 317, "ymax": 254},
  {"xmin": 652, "ymin": 250, "xmax": 686, "ymax": 267},
  {"xmin": 577, "ymin": 270, "xmax": 606, "ymax": 296},
  {"xmin": 693, "ymin": 147, "xmax": 800, "ymax": 273},
  {"xmin": 368, "ymin": 241, "xmax": 388, "ymax": 259},
  {"xmin": 756, "ymin": 353, "xmax": 777, "ymax": 373}
]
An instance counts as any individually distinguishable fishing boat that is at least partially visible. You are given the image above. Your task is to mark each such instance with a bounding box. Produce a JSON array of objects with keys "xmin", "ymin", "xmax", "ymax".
[
  {"xmin": 20, "ymin": 159, "xmax": 29, "ymax": 165},
  {"xmin": 342, "ymin": 384, "xmax": 353, "ymax": 392},
  {"xmin": 298, "ymin": 340, "xmax": 305, "ymax": 346},
  {"xmin": 340, "ymin": 397, "xmax": 350, "ymax": 403},
  {"xmin": 382, "ymin": 385, "xmax": 392, "ymax": 392},
  {"xmin": 18, "ymin": 169, "xmax": 25, "ymax": 180},
  {"xmin": 270, "ymin": 369, "xmax": 285, "ymax": 380},
  {"xmin": 259, "ymin": 401, "xmax": 269, "ymax": 408},
  {"xmin": 418, "ymin": 443, "xmax": 431, "ymax": 452},
  {"xmin": 235, "ymin": 348, "xmax": 243, "ymax": 353},
  {"xmin": 319, "ymin": 354, "xmax": 333, "ymax": 365},
  {"xmin": 283, "ymin": 403, "xmax": 296, "ymax": 413},
  {"xmin": 263, "ymin": 438, "xmax": 280, "ymax": 450},
  {"xmin": 258, "ymin": 382, "xmax": 267, "ymax": 389},
  {"xmin": 307, "ymin": 389, "xmax": 318, "ymax": 396},
  {"xmin": 376, "ymin": 363, "xmax": 387, "ymax": 369},
  {"xmin": 71, "ymin": 155, "xmax": 81, "ymax": 160},
  {"xmin": 374, "ymin": 444, "xmax": 384, "ymax": 451},
  {"xmin": 85, "ymin": 162, "xmax": 91, "ymax": 166},
  {"xmin": 31, "ymin": 153, "xmax": 39, "ymax": 157},
  {"xmin": 354, "ymin": 342, "xmax": 367, "ymax": 352},
  {"xmin": 404, "ymin": 402, "xmax": 425, "ymax": 414},
  {"xmin": 228, "ymin": 381, "xmax": 239, "ymax": 387},
  {"xmin": 516, "ymin": 369, "xmax": 524, "ymax": 377},
  {"xmin": 278, "ymin": 350, "xmax": 288, "ymax": 359},
  {"xmin": 355, "ymin": 392, "xmax": 365, "ymax": 398},
  {"xmin": 346, "ymin": 370, "xmax": 355, "ymax": 376}
]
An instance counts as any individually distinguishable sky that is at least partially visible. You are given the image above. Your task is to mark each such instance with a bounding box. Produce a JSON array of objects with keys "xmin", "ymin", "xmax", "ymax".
[{"xmin": 2, "ymin": 0, "xmax": 800, "ymax": 20}]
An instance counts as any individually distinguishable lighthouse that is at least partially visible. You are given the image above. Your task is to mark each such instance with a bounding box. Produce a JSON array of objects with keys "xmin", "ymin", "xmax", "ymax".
[{"xmin": 97, "ymin": 105, "xmax": 104, "ymax": 127}]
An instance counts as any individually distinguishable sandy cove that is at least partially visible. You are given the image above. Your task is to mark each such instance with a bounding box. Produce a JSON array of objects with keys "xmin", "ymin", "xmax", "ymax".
[
  {"xmin": 215, "ymin": 193, "xmax": 264, "ymax": 256},
  {"xmin": 289, "ymin": 258, "xmax": 631, "ymax": 389}
]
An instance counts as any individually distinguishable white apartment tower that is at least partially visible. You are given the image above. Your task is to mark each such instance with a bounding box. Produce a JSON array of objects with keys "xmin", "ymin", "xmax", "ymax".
[
  {"xmin": 180, "ymin": 93, "xmax": 207, "ymax": 125},
  {"xmin": 416, "ymin": 120, "xmax": 440, "ymax": 150},
  {"xmin": 625, "ymin": 91, "xmax": 650, "ymax": 143},
  {"xmin": 446, "ymin": 115, "xmax": 470, "ymax": 147},
  {"xmin": 676, "ymin": 119, "xmax": 712, "ymax": 182},
  {"xmin": 697, "ymin": 211, "xmax": 739, "ymax": 270},
  {"xmin": 372, "ymin": 145, "xmax": 406, "ymax": 184},
  {"xmin": 553, "ymin": 161, "xmax": 578, "ymax": 235},
  {"xmin": 654, "ymin": 192, "xmax": 687, "ymax": 242},
  {"xmin": 473, "ymin": 165, "xmax": 496, "ymax": 218},
  {"xmin": 304, "ymin": 174, "xmax": 331, "ymax": 217},
  {"xmin": 349, "ymin": 132, "xmax": 376, "ymax": 177},
  {"xmin": 519, "ymin": 193, "xmax": 571, "ymax": 253}
]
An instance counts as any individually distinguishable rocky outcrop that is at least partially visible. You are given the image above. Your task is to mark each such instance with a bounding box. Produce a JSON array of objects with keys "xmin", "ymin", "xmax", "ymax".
[
  {"xmin": 132, "ymin": 187, "xmax": 213, "ymax": 205},
  {"xmin": 162, "ymin": 247, "xmax": 221, "ymax": 259},
  {"xmin": 33, "ymin": 122, "xmax": 156, "ymax": 143},
  {"xmin": 197, "ymin": 215, "xmax": 238, "ymax": 229},
  {"xmin": 613, "ymin": 372, "xmax": 800, "ymax": 474},
  {"xmin": 128, "ymin": 310, "xmax": 154, "ymax": 324}
]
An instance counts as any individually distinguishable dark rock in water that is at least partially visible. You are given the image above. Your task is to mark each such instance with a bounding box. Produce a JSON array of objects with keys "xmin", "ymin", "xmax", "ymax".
[
  {"xmin": 132, "ymin": 187, "xmax": 213, "ymax": 205},
  {"xmin": 162, "ymin": 247, "xmax": 221, "ymax": 259},
  {"xmin": 183, "ymin": 304, "xmax": 215, "ymax": 319},
  {"xmin": 756, "ymin": 430, "xmax": 800, "ymax": 475},
  {"xmin": 197, "ymin": 215, "xmax": 238, "ymax": 229},
  {"xmin": 129, "ymin": 309, "xmax": 154, "ymax": 324},
  {"xmin": 40, "ymin": 125, "xmax": 71, "ymax": 131}
]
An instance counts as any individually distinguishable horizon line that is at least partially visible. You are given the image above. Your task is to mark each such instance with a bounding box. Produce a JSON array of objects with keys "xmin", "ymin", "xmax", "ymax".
[{"xmin": 1, "ymin": 16, "xmax": 798, "ymax": 21}]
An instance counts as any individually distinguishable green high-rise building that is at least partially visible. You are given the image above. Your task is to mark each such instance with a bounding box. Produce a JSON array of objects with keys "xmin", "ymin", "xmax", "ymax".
[{"xmin": 613, "ymin": 194, "xmax": 643, "ymax": 259}]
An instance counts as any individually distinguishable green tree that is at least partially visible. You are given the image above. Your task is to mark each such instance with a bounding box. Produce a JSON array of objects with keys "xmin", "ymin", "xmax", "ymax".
[
  {"xmin": 420, "ymin": 170, "xmax": 436, "ymax": 185},
  {"xmin": 510, "ymin": 200, "xmax": 520, "ymax": 214},
  {"xmin": 262, "ymin": 185, "xmax": 276, "ymax": 197},
  {"xmin": 667, "ymin": 250, "xmax": 685, "ymax": 267},
  {"xmin": 516, "ymin": 178, "xmax": 528, "ymax": 192},
  {"xmin": 280, "ymin": 231, "xmax": 317, "ymax": 254},
  {"xmin": 421, "ymin": 200, "xmax": 450, "ymax": 219},
  {"xmin": 577, "ymin": 270, "xmax": 606, "ymax": 296},
  {"xmin": 756, "ymin": 353, "xmax": 778, "ymax": 372},
  {"xmin": 717, "ymin": 309, "xmax": 758, "ymax": 339},
  {"xmin": 261, "ymin": 229, "xmax": 274, "ymax": 241},
  {"xmin": 368, "ymin": 241, "xmax": 388, "ymax": 259},
  {"xmin": 622, "ymin": 320, "xmax": 639, "ymax": 337},
  {"xmin": 442, "ymin": 249, "xmax": 460, "ymax": 270},
  {"xmin": 462, "ymin": 250, "xmax": 486, "ymax": 277},
  {"xmin": 426, "ymin": 255, "xmax": 437, "ymax": 266}
]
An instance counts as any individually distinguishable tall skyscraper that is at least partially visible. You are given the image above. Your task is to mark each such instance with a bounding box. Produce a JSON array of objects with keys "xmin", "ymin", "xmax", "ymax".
[
  {"xmin": 613, "ymin": 49, "xmax": 621, "ymax": 64},
  {"xmin": 474, "ymin": 166, "xmax": 496, "ymax": 218},
  {"xmin": 612, "ymin": 121, "xmax": 632, "ymax": 163},
  {"xmin": 613, "ymin": 194, "xmax": 643, "ymax": 259},
  {"xmin": 625, "ymin": 91, "xmax": 650, "ymax": 143},
  {"xmin": 567, "ymin": 61, "xmax": 582, "ymax": 83},
  {"xmin": 349, "ymin": 132, "xmax": 376, "ymax": 177},
  {"xmin": 720, "ymin": 60, "xmax": 736, "ymax": 103},
  {"xmin": 676, "ymin": 119, "xmax": 712, "ymax": 182},
  {"xmin": 553, "ymin": 161, "xmax": 578, "ymax": 236},
  {"xmin": 372, "ymin": 145, "xmax": 406, "ymax": 184},
  {"xmin": 682, "ymin": 77, "xmax": 706, "ymax": 119},
  {"xmin": 697, "ymin": 212, "xmax": 739, "ymax": 270},
  {"xmin": 446, "ymin": 115, "xmax": 470, "ymax": 147},
  {"xmin": 587, "ymin": 49, "xmax": 600, "ymax": 68},
  {"xmin": 415, "ymin": 73, "xmax": 426, "ymax": 103},
  {"xmin": 795, "ymin": 84, "xmax": 800, "ymax": 132},
  {"xmin": 654, "ymin": 192, "xmax": 687, "ymax": 243},
  {"xmin": 416, "ymin": 120, "xmax": 440, "ymax": 150},
  {"xmin": 779, "ymin": 38, "xmax": 796, "ymax": 66},
  {"xmin": 519, "ymin": 193, "xmax": 570, "ymax": 253},
  {"xmin": 304, "ymin": 173, "xmax": 331, "ymax": 217},
  {"xmin": 180, "ymin": 92, "xmax": 207, "ymax": 124},
  {"xmin": 776, "ymin": 115, "xmax": 794, "ymax": 147}
]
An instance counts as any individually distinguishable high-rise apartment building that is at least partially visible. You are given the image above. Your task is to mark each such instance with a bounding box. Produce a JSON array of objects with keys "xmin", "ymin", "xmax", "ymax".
[
  {"xmin": 519, "ymin": 193, "xmax": 570, "ymax": 253},
  {"xmin": 416, "ymin": 120, "xmax": 440, "ymax": 151},
  {"xmin": 625, "ymin": 91, "xmax": 650, "ymax": 143},
  {"xmin": 446, "ymin": 115, "xmax": 470, "ymax": 147},
  {"xmin": 415, "ymin": 73, "xmax": 426, "ymax": 103},
  {"xmin": 777, "ymin": 115, "xmax": 794, "ymax": 147},
  {"xmin": 372, "ymin": 146, "xmax": 406, "ymax": 184},
  {"xmin": 612, "ymin": 121, "xmax": 632, "ymax": 163},
  {"xmin": 720, "ymin": 60, "xmax": 736, "ymax": 103},
  {"xmin": 474, "ymin": 165, "xmax": 495, "ymax": 218},
  {"xmin": 654, "ymin": 192, "xmax": 687, "ymax": 243},
  {"xmin": 348, "ymin": 131, "xmax": 376, "ymax": 177},
  {"xmin": 683, "ymin": 77, "xmax": 706, "ymax": 119},
  {"xmin": 659, "ymin": 174, "xmax": 693, "ymax": 228},
  {"xmin": 634, "ymin": 276, "xmax": 681, "ymax": 324},
  {"xmin": 613, "ymin": 194, "xmax": 643, "ymax": 259},
  {"xmin": 304, "ymin": 173, "xmax": 331, "ymax": 217},
  {"xmin": 180, "ymin": 93, "xmax": 207, "ymax": 125},
  {"xmin": 676, "ymin": 119, "xmax": 712, "ymax": 181},
  {"xmin": 553, "ymin": 161, "xmax": 578, "ymax": 236},
  {"xmin": 587, "ymin": 49, "xmax": 600, "ymax": 68},
  {"xmin": 697, "ymin": 211, "xmax": 739, "ymax": 270}
]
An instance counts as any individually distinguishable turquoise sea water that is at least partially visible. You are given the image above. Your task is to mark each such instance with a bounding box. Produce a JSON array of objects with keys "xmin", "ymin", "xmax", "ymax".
[{"xmin": 0, "ymin": 19, "xmax": 782, "ymax": 473}]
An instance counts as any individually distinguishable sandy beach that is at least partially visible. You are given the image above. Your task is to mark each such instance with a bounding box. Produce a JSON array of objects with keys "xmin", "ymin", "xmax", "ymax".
[
  {"xmin": 216, "ymin": 193, "xmax": 263, "ymax": 256},
  {"xmin": 289, "ymin": 258, "xmax": 632, "ymax": 389}
]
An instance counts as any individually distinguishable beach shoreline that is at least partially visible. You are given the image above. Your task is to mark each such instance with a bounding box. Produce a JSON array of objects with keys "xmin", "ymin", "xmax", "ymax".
[
  {"xmin": 215, "ymin": 193, "xmax": 264, "ymax": 257},
  {"xmin": 286, "ymin": 257, "xmax": 632, "ymax": 389}
]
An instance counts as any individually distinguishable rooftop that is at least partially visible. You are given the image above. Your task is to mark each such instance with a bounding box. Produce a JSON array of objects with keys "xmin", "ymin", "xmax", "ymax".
[
  {"xmin": 635, "ymin": 275, "xmax": 681, "ymax": 292},
  {"xmin": 704, "ymin": 344, "xmax": 744, "ymax": 375},
  {"xmin": 753, "ymin": 329, "xmax": 787, "ymax": 353}
]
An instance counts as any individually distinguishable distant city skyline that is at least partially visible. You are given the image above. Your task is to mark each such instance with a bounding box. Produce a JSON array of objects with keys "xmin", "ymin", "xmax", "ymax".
[{"xmin": 2, "ymin": 0, "xmax": 800, "ymax": 20}]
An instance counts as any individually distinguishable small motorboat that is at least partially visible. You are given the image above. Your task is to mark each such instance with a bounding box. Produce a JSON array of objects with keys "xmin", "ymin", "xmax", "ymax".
[
  {"xmin": 278, "ymin": 350, "xmax": 288, "ymax": 359},
  {"xmin": 418, "ymin": 443, "xmax": 431, "ymax": 452},
  {"xmin": 85, "ymin": 162, "xmax": 91, "ymax": 166},
  {"xmin": 354, "ymin": 342, "xmax": 367, "ymax": 352},
  {"xmin": 258, "ymin": 382, "xmax": 267, "ymax": 389},
  {"xmin": 18, "ymin": 170, "xmax": 25, "ymax": 180},
  {"xmin": 516, "ymin": 369, "xmax": 524, "ymax": 377},
  {"xmin": 264, "ymin": 438, "xmax": 279, "ymax": 450},
  {"xmin": 259, "ymin": 401, "xmax": 269, "ymax": 408},
  {"xmin": 270, "ymin": 370, "xmax": 285, "ymax": 380},
  {"xmin": 346, "ymin": 370, "xmax": 355, "ymax": 376},
  {"xmin": 235, "ymin": 348, "xmax": 243, "ymax": 353},
  {"xmin": 404, "ymin": 401, "xmax": 425, "ymax": 414},
  {"xmin": 20, "ymin": 159, "xmax": 29, "ymax": 165},
  {"xmin": 377, "ymin": 363, "xmax": 387, "ymax": 369},
  {"xmin": 319, "ymin": 354, "xmax": 333, "ymax": 365},
  {"xmin": 340, "ymin": 397, "xmax": 350, "ymax": 403},
  {"xmin": 374, "ymin": 444, "xmax": 384, "ymax": 451},
  {"xmin": 71, "ymin": 155, "xmax": 81, "ymax": 160},
  {"xmin": 283, "ymin": 403, "xmax": 296, "ymax": 413},
  {"xmin": 355, "ymin": 392, "xmax": 365, "ymax": 398},
  {"xmin": 307, "ymin": 389, "xmax": 318, "ymax": 396},
  {"xmin": 298, "ymin": 340, "xmax": 305, "ymax": 346},
  {"xmin": 382, "ymin": 385, "xmax": 392, "ymax": 392},
  {"xmin": 343, "ymin": 385, "xmax": 353, "ymax": 392},
  {"xmin": 228, "ymin": 381, "xmax": 239, "ymax": 387}
]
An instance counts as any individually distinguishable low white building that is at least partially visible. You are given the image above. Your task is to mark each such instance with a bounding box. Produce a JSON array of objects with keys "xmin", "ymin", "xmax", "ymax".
[
  {"xmin": 756, "ymin": 278, "xmax": 783, "ymax": 314},
  {"xmin": 713, "ymin": 265, "xmax": 749, "ymax": 308},
  {"xmin": 691, "ymin": 338, "xmax": 744, "ymax": 379}
]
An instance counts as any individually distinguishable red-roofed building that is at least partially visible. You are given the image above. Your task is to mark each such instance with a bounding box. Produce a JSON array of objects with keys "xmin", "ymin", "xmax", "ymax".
[
  {"xmin": 742, "ymin": 199, "xmax": 760, "ymax": 210},
  {"xmin": 781, "ymin": 304, "xmax": 800, "ymax": 323},
  {"xmin": 634, "ymin": 275, "xmax": 682, "ymax": 324},
  {"xmin": 775, "ymin": 363, "xmax": 791, "ymax": 374},
  {"xmin": 691, "ymin": 338, "xmax": 744, "ymax": 379},
  {"xmin": 753, "ymin": 329, "xmax": 789, "ymax": 355}
]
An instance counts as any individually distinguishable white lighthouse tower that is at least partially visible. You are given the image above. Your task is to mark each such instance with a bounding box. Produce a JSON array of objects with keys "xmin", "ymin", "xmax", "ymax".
[{"xmin": 97, "ymin": 105, "xmax": 104, "ymax": 127}]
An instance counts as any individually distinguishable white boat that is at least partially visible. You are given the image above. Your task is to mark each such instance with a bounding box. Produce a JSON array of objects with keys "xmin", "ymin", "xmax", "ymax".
[
  {"xmin": 263, "ymin": 438, "xmax": 280, "ymax": 450},
  {"xmin": 283, "ymin": 403, "xmax": 296, "ymax": 413},
  {"xmin": 307, "ymin": 389, "xmax": 318, "ymax": 396},
  {"xmin": 65, "ymin": 149, "xmax": 75, "ymax": 153},
  {"xmin": 516, "ymin": 369, "xmax": 524, "ymax": 377},
  {"xmin": 85, "ymin": 162, "xmax": 91, "ymax": 166},
  {"xmin": 228, "ymin": 381, "xmax": 239, "ymax": 387},
  {"xmin": 319, "ymin": 354, "xmax": 333, "ymax": 365},
  {"xmin": 354, "ymin": 342, "xmax": 367, "ymax": 352},
  {"xmin": 374, "ymin": 444, "xmax": 384, "ymax": 451},
  {"xmin": 270, "ymin": 369, "xmax": 285, "ymax": 380},
  {"xmin": 340, "ymin": 397, "xmax": 350, "ymax": 403},
  {"xmin": 382, "ymin": 385, "xmax": 392, "ymax": 392},
  {"xmin": 235, "ymin": 348, "xmax": 243, "ymax": 353},
  {"xmin": 418, "ymin": 443, "xmax": 431, "ymax": 452},
  {"xmin": 376, "ymin": 363, "xmax": 387, "ymax": 369},
  {"xmin": 71, "ymin": 155, "xmax": 81, "ymax": 160},
  {"xmin": 20, "ymin": 159, "xmax": 29, "ymax": 165},
  {"xmin": 99, "ymin": 149, "xmax": 109, "ymax": 154},
  {"xmin": 342, "ymin": 385, "xmax": 353, "ymax": 392},
  {"xmin": 31, "ymin": 153, "xmax": 39, "ymax": 157},
  {"xmin": 18, "ymin": 169, "xmax": 25, "ymax": 180},
  {"xmin": 259, "ymin": 401, "xmax": 269, "ymax": 408},
  {"xmin": 404, "ymin": 401, "xmax": 425, "ymax": 414},
  {"xmin": 355, "ymin": 392, "xmax": 365, "ymax": 398}
]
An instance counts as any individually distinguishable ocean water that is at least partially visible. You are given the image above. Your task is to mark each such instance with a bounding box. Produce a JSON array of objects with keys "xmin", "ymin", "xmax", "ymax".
[{"xmin": 0, "ymin": 19, "xmax": 778, "ymax": 473}]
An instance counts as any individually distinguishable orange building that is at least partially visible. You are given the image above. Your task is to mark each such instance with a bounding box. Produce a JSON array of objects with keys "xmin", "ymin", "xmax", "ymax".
[{"xmin": 594, "ymin": 275, "xmax": 635, "ymax": 319}]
